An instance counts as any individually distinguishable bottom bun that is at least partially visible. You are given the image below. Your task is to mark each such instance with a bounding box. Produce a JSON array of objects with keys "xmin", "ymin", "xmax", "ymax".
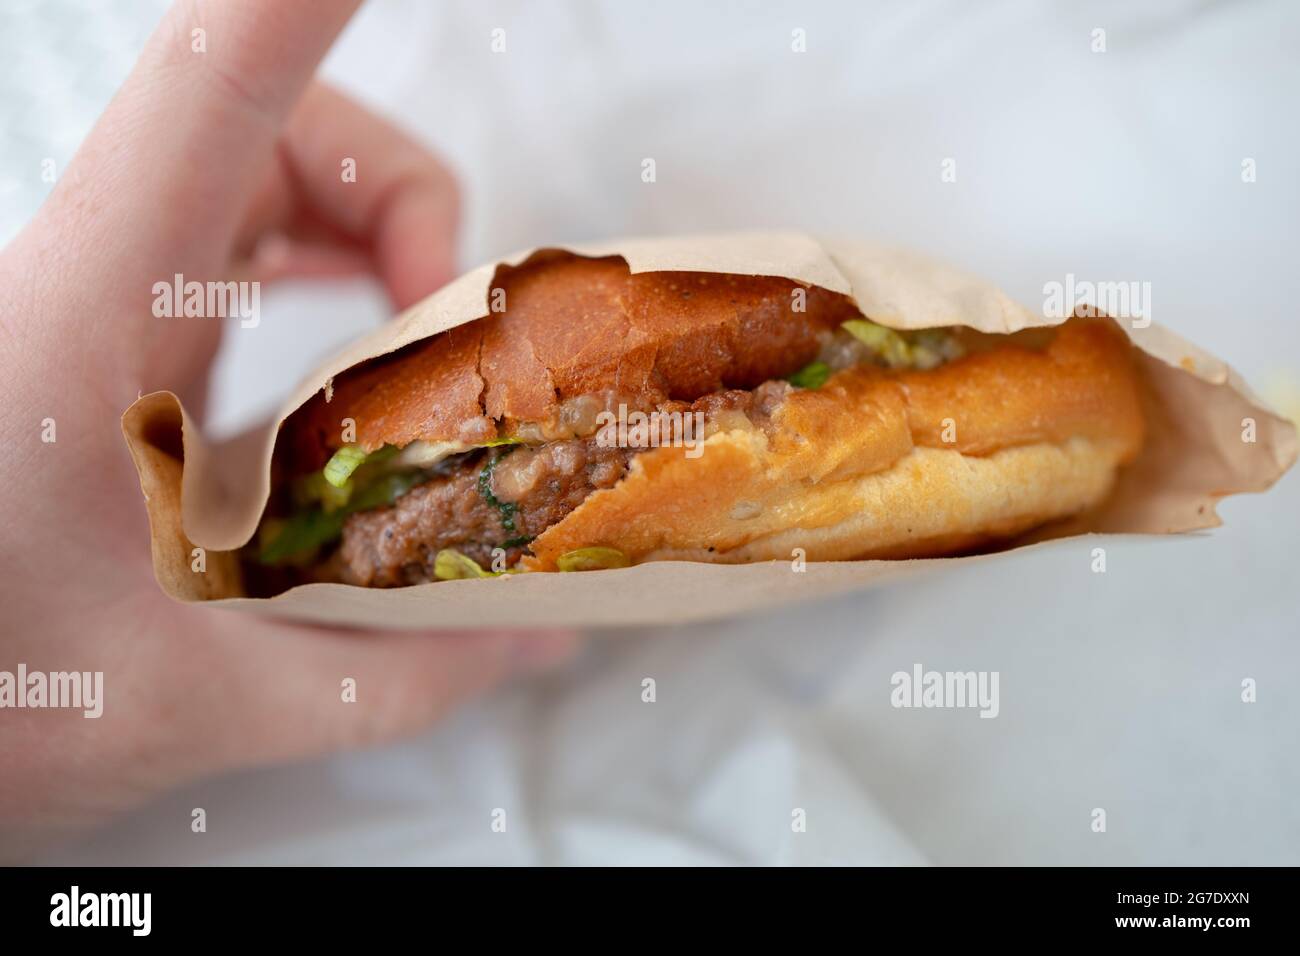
[{"xmin": 636, "ymin": 437, "xmax": 1128, "ymax": 564}]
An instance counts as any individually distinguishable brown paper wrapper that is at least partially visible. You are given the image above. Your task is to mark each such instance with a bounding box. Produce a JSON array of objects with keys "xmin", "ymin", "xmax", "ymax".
[{"xmin": 121, "ymin": 233, "xmax": 1297, "ymax": 628}]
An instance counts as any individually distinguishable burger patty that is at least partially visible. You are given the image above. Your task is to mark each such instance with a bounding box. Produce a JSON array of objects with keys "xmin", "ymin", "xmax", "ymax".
[
  {"xmin": 338, "ymin": 439, "xmax": 636, "ymax": 587},
  {"xmin": 335, "ymin": 381, "xmax": 793, "ymax": 587}
]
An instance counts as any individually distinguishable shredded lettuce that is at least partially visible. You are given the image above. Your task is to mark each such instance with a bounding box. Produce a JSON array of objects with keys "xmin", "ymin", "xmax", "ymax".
[
  {"xmin": 433, "ymin": 548, "xmax": 525, "ymax": 580},
  {"xmin": 293, "ymin": 471, "xmax": 352, "ymax": 513},
  {"xmin": 841, "ymin": 319, "xmax": 913, "ymax": 367},
  {"xmin": 259, "ymin": 509, "xmax": 346, "ymax": 565},
  {"xmin": 434, "ymin": 549, "xmax": 495, "ymax": 580},
  {"xmin": 786, "ymin": 360, "xmax": 831, "ymax": 389},
  {"xmin": 557, "ymin": 547, "xmax": 631, "ymax": 572},
  {"xmin": 323, "ymin": 444, "xmax": 368, "ymax": 488},
  {"xmin": 259, "ymin": 471, "xmax": 424, "ymax": 565},
  {"xmin": 840, "ymin": 319, "xmax": 964, "ymax": 370}
]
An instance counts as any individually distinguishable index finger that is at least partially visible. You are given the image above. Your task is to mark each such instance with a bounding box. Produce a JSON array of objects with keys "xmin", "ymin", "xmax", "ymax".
[{"xmin": 238, "ymin": 83, "xmax": 461, "ymax": 308}]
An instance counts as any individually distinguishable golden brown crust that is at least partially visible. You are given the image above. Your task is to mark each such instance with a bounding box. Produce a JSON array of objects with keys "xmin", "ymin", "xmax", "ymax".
[
  {"xmin": 479, "ymin": 254, "xmax": 860, "ymax": 420},
  {"xmin": 524, "ymin": 317, "xmax": 1145, "ymax": 569},
  {"xmin": 285, "ymin": 325, "xmax": 493, "ymax": 470},
  {"xmin": 287, "ymin": 254, "xmax": 859, "ymax": 464},
  {"xmin": 898, "ymin": 319, "xmax": 1145, "ymax": 455},
  {"xmin": 624, "ymin": 439, "xmax": 1132, "ymax": 566}
]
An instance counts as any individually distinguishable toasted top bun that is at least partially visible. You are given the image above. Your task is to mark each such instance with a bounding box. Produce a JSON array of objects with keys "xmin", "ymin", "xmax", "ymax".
[{"xmin": 287, "ymin": 254, "xmax": 860, "ymax": 468}]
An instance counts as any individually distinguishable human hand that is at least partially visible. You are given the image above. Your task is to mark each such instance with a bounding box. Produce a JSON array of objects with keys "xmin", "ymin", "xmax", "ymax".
[{"xmin": 0, "ymin": 0, "xmax": 575, "ymax": 860}]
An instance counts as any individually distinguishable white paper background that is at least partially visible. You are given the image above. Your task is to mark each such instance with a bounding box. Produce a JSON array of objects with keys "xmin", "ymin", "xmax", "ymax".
[{"xmin": 4, "ymin": 0, "xmax": 1297, "ymax": 864}]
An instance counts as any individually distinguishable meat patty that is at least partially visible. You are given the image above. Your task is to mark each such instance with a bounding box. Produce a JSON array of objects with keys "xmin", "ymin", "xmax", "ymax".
[
  {"xmin": 335, "ymin": 381, "xmax": 792, "ymax": 587},
  {"xmin": 338, "ymin": 439, "xmax": 635, "ymax": 587}
]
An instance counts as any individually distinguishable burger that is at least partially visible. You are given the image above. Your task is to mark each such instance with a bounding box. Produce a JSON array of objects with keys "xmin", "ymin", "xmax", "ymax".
[{"xmin": 249, "ymin": 252, "xmax": 1145, "ymax": 589}]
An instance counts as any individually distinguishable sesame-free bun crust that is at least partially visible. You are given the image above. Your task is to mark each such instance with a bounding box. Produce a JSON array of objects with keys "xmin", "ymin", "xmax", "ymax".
[
  {"xmin": 525, "ymin": 317, "xmax": 1145, "ymax": 568},
  {"xmin": 289, "ymin": 255, "xmax": 860, "ymax": 466}
]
